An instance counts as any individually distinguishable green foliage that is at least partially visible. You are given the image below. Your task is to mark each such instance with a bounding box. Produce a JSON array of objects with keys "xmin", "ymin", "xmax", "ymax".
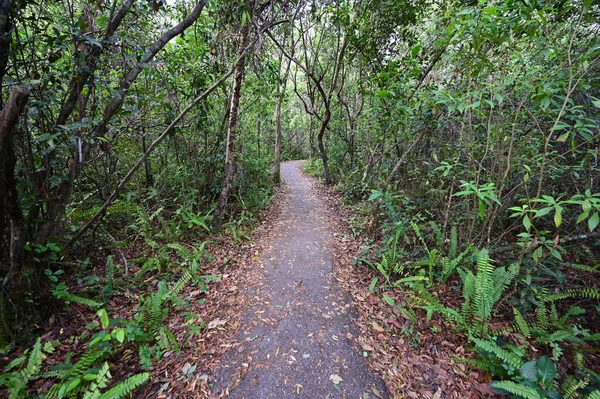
[
  {"xmin": 540, "ymin": 289, "xmax": 600, "ymax": 303},
  {"xmin": 460, "ymin": 250, "xmax": 519, "ymax": 336}
]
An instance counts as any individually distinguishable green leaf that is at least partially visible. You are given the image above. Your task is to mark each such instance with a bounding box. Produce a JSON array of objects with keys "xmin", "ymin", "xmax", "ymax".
[
  {"xmin": 536, "ymin": 356, "xmax": 556, "ymax": 384},
  {"xmin": 66, "ymin": 377, "xmax": 82, "ymax": 392},
  {"xmin": 554, "ymin": 211, "xmax": 562, "ymax": 228},
  {"xmin": 523, "ymin": 215, "xmax": 531, "ymax": 231},
  {"xmin": 411, "ymin": 43, "xmax": 421, "ymax": 57},
  {"xmin": 520, "ymin": 360, "xmax": 538, "ymax": 382},
  {"xmin": 369, "ymin": 277, "xmax": 378, "ymax": 293},
  {"xmin": 383, "ymin": 295, "xmax": 395, "ymax": 306},
  {"xmin": 97, "ymin": 309, "xmax": 109, "ymax": 329},
  {"xmin": 589, "ymin": 212, "xmax": 599, "ymax": 232}
]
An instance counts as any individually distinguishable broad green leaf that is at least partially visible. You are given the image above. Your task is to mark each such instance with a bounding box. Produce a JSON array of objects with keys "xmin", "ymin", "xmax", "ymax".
[
  {"xmin": 554, "ymin": 211, "xmax": 562, "ymax": 228},
  {"xmin": 520, "ymin": 360, "xmax": 538, "ymax": 382},
  {"xmin": 97, "ymin": 309, "xmax": 109, "ymax": 329},
  {"xmin": 588, "ymin": 212, "xmax": 599, "ymax": 232},
  {"xmin": 536, "ymin": 356, "xmax": 556, "ymax": 384},
  {"xmin": 534, "ymin": 207, "xmax": 552, "ymax": 218},
  {"xmin": 523, "ymin": 215, "xmax": 531, "ymax": 231}
]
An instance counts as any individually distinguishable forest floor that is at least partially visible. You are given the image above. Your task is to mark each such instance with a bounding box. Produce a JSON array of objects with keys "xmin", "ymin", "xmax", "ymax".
[{"xmin": 142, "ymin": 160, "xmax": 489, "ymax": 398}]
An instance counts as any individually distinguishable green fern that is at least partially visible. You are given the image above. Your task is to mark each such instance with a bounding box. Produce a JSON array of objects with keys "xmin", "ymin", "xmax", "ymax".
[
  {"xmin": 82, "ymin": 362, "xmax": 111, "ymax": 399},
  {"xmin": 105, "ymin": 256, "xmax": 116, "ymax": 287},
  {"xmin": 562, "ymin": 376, "xmax": 589, "ymax": 399},
  {"xmin": 0, "ymin": 334, "xmax": 9, "ymax": 355},
  {"xmin": 588, "ymin": 390, "xmax": 600, "ymax": 399},
  {"xmin": 440, "ymin": 246, "xmax": 471, "ymax": 281},
  {"xmin": 53, "ymin": 290, "xmax": 102, "ymax": 309},
  {"xmin": 470, "ymin": 337, "xmax": 525, "ymax": 370},
  {"xmin": 564, "ymin": 263, "xmax": 599, "ymax": 273},
  {"xmin": 411, "ymin": 220, "xmax": 430, "ymax": 254},
  {"xmin": 582, "ymin": 245, "xmax": 599, "ymax": 266},
  {"xmin": 167, "ymin": 271, "xmax": 193, "ymax": 299},
  {"xmin": 490, "ymin": 380, "xmax": 543, "ymax": 399},
  {"xmin": 513, "ymin": 307, "xmax": 531, "ymax": 338},
  {"xmin": 97, "ymin": 372, "xmax": 149, "ymax": 399},
  {"xmin": 540, "ymin": 288, "xmax": 600, "ymax": 302},
  {"xmin": 0, "ymin": 338, "xmax": 47, "ymax": 399}
]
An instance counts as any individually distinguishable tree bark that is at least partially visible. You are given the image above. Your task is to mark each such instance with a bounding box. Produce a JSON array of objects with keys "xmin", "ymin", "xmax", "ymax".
[
  {"xmin": 0, "ymin": 0, "xmax": 11, "ymax": 109},
  {"xmin": 0, "ymin": 85, "xmax": 30, "ymax": 341},
  {"xmin": 212, "ymin": 17, "xmax": 251, "ymax": 232}
]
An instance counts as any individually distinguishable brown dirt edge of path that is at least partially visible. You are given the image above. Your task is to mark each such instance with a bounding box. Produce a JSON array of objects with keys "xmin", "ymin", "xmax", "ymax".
[
  {"xmin": 307, "ymin": 170, "xmax": 498, "ymax": 399},
  {"xmin": 136, "ymin": 175, "xmax": 293, "ymax": 398}
]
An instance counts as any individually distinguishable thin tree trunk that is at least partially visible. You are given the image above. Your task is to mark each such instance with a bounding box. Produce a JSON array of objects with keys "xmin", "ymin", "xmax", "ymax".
[
  {"xmin": 317, "ymin": 108, "xmax": 332, "ymax": 184},
  {"xmin": 273, "ymin": 43, "xmax": 292, "ymax": 184},
  {"xmin": 212, "ymin": 19, "xmax": 250, "ymax": 232},
  {"xmin": 273, "ymin": 96, "xmax": 283, "ymax": 183}
]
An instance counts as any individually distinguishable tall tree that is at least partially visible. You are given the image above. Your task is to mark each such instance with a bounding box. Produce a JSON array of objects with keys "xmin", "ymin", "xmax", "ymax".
[{"xmin": 212, "ymin": 1, "xmax": 254, "ymax": 232}]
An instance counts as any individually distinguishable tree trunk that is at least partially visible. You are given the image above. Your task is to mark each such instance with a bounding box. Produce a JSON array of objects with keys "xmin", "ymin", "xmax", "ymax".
[
  {"xmin": 317, "ymin": 108, "xmax": 332, "ymax": 184},
  {"xmin": 0, "ymin": 0, "xmax": 11, "ymax": 108},
  {"xmin": 273, "ymin": 50, "xmax": 292, "ymax": 184},
  {"xmin": 273, "ymin": 97, "xmax": 282, "ymax": 183},
  {"xmin": 0, "ymin": 86, "xmax": 31, "ymax": 341},
  {"xmin": 211, "ymin": 19, "xmax": 250, "ymax": 232}
]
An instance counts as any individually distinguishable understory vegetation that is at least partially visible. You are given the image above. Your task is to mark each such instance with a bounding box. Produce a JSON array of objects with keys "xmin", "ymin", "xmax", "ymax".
[{"xmin": 1, "ymin": 0, "xmax": 599, "ymax": 397}]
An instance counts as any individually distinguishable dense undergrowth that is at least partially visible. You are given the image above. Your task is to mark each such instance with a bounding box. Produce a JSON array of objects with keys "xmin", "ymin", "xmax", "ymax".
[
  {"xmin": 306, "ymin": 153, "xmax": 600, "ymax": 398},
  {"xmin": 2, "ymin": 0, "xmax": 600, "ymax": 397}
]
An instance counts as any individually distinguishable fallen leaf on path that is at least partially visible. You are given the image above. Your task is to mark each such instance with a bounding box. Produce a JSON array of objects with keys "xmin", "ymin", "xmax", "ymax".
[
  {"xmin": 372, "ymin": 321, "xmax": 384, "ymax": 332},
  {"xmin": 207, "ymin": 319, "xmax": 227, "ymax": 329},
  {"xmin": 329, "ymin": 374, "xmax": 343, "ymax": 384}
]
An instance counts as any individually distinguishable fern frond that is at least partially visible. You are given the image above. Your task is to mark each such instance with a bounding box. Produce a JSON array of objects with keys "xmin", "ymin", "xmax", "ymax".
[
  {"xmin": 82, "ymin": 362, "xmax": 111, "ymax": 399},
  {"xmin": 410, "ymin": 220, "xmax": 429, "ymax": 254},
  {"xmin": 490, "ymin": 380, "xmax": 543, "ymax": 399},
  {"xmin": 474, "ymin": 249, "xmax": 495, "ymax": 321},
  {"xmin": 25, "ymin": 338, "xmax": 45, "ymax": 378},
  {"xmin": 457, "ymin": 356, "xmax": 498, "ymax": 375},
  {"xmin": 561, "ymin": 376, "xmax": 588, "ymax": 399},
  {"xmin": 535, "ymin": 303, "xmax": 549, "ymax": 330},
  {"xmin": 550, "ymin": 342, "xmax": 563, "ymax": 362},
  {"xmin": 168, "ymin": 271, "xmax": 193, "ymax": 299},
  {"xmin": 582, "ymin": 245, "xmax": 599, "ymax": 266},
  {"xmin": 470, "ymin": 337, "xmax": 524, "ymax": 369},
  {"xmin": 541, "ymin": 288, "xmax": 600, "ymax": 302},
  {"xmin": 564, "ymin": 263, "xmax": 599, "ymax": 273},
  {"xmin": 588, "ymin": 390, "xmax": 600, "ymax": 399},
  {"xmin": 65, "ymin": 349, "xmax": 107, "ymax": 380},
  {"xmin": 0, "ymin": 334, "xmax": 9, "ymax": 355},
  {"xmin": 97, "ymin": 372, "xmax": 149, "ymax": 399},
  {"xmin": 441, "ymin": 246, "xmax": 471, "ymax": 281},
  {"xmin": 513, "ymin": 308, "xmax": 531, "ymax": 338},
  {"xmin": 461, "ymin": 269, "xmax": 476, "ymax": 320},
  {"xmin": 535, "ymin": 330, "xmax": 583, "ymax": 345},
  {"xmin": 105, "ymin": 256, "xmax": 115, "ymax": 286},
  {"xmin": 54, "ymin": 290, "xmax": 102, "ymax": 309},
  {"xmin": 393, "ymin": 275, "xmax": 428, "ymax": 286}
]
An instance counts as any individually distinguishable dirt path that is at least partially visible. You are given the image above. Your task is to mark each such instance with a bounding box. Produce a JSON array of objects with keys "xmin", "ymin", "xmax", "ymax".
[{"xmin": 212, "ymin": 161, "xmax": 387, "ymax": 398}]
